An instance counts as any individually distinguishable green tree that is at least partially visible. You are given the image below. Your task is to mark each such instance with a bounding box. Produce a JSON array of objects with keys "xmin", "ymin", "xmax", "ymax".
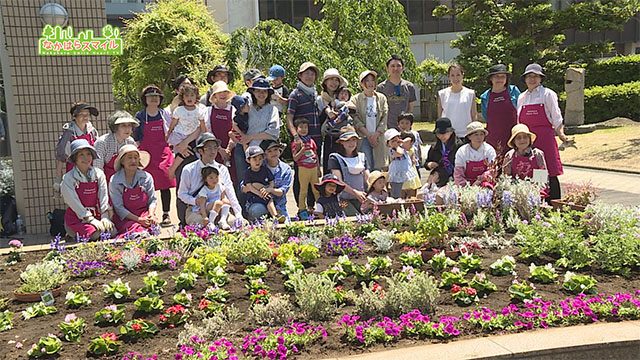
[
  {"xmin": 434, "ymin": 0, "xmax": 640, "ymax": 91},
  {"xmin": 225, "ymin": 0, "xmax": 417, "ymax": 89},
  {"xmin": 112, "ymin": 0, "xmax": 227, "ymax": 111}
]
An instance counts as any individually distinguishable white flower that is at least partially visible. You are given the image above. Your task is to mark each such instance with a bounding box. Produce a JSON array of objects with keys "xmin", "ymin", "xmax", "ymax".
[
  {"xmin": 147, "ymin": 271, "xmax": 159, "ymax": 277},
  {"xmin": 64, "ymin": 313, "xmax": 77, "ymax": 323},
  {"xmin": 529, "ymin": 263, "xmax": 537, "ymax": 273},
  {"xmin": 65, "ymin": 291, "xmax": 75, "ymax": 300},
  {"xmin": 564, "ymin": 271, "xmax": 575, "ymax": 283}
]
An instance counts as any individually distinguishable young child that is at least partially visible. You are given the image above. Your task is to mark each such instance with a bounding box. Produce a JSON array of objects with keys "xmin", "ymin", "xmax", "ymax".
[
  {"xmin": 195, "ymin": 166, "xmax": 232, "ymax": 230},
  {"xmin": 400, "ymin": 132, "xmax": 422, "ymax": 198},
  {"xmin": 167, "ymin": 84, "xmax": 206, "ymax": 178},
  {"xmin": 502, "ymin": 124, "xmax": 547, "ymax": 180},
  {"xmin": 453, "ymin": 121, "xmax": 497, "ymax": 186},
  {"xmin": 385, "ymin": 128, "xmax": 416, "ymax": 199},
  {"xmin": 337, "ymin": 87, "xmax": 352, "ymax": 102},
  {"xmin": 362, "ymin": 170, "xmax": 388, "ymax": 212},
  {"xmin": 242, "ymin": 145, "xmax": 280, "ymax": 220},
  {"xmin": 421, "ymin": 166, "xmax": 449, "ymax": 205},
  {"xmin": 267, "ymin": 65, "xmax": 290, "ymax": 114},
  {"xmin": 55, "ymin": 101, "xmax": 100, "ymax": 176},
  {"xmin": 397, "ymin": 112, "xmax": 422, "ymax": 170},
  {"xmin": 291, "ymin": 117, "xmax": 321, "ymax": 220},
  {"xmin": 313, "ymin": 174, "xmax": 346, "ymax": 219}
]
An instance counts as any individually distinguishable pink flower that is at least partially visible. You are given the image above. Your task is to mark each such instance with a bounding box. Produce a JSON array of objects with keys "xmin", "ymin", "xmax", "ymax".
[
  {"xmin": 64, "ymin": 313, "xmax": 77, "ymax": 323},
  {"xmin": 8, "ymin": 239, "xmax": 22, "ymax": 248},
  {"xmin": 131, "ymin": 323, "xmax": 142, "ymax": 332},
  {"xmin": 15, "ymin": 342, "xmax": 23, "ymax": 349}
]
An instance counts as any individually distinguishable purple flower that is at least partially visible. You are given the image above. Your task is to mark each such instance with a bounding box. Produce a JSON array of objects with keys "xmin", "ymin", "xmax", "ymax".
[{"xmin": 326, "ymin": 235, "xmax": 366, "ymax": 256}]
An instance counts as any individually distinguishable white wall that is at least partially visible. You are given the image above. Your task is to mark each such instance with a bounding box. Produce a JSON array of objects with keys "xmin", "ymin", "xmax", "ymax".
[
  {"xmin": 410, "ymin": 32, "xmax": 463, "ymax": 65},
  {"xmin": 207, "ymin": 0, "xmax": 259, "ymax": 33}
]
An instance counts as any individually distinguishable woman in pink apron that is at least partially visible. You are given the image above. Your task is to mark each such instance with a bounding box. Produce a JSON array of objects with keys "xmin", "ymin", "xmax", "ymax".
[
  {"xmin": 94, "ymin": 111, "xmax": 138, "ymax": 183},
  {"xmin": 203, "ymin": 81, "xmax": 236, "ymax": 178},
  {"xmin": 453, "ymin": 122, "xmax": 497, "ymax": 186},
  {"xmin": 60, "ymin": 139, "xmax": 116, "ymax": 241},
  {"xmin": 135, "ymin": 85, "xmax": 176, "ymax": 226},
  {"xmin": 480, "ymin": 64, "xmax": 521, "ymax": 155},
  {"xmin": 55, "ymin": 102, "xmax": 99, "ymax": 176},
  {"xmin": 517, "ymin": 63, "xmax": 570, "ymax": 200},
  {"xmin": 109, "ymin": 144, "xmax": 156, "ymax": 237},
  {"xmin": 503, "ymin": 124, "xmax": 547, "ymax": 179}
]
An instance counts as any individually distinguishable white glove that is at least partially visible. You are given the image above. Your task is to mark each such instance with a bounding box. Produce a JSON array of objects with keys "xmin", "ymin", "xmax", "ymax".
[
  {"xmin": 52, "ymin": 176, "xmax": 62, "ymax": 194},
  {"xmin": 100, "ymin": 218, "xmax": 115, "ymax": 232},
  {"xmin": 86, "ymin": 216, "xmax": 105, "ymax": 232}
]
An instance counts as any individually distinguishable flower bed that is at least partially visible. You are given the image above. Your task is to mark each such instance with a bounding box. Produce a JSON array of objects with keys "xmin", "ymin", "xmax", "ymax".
[{"xmin": 0, "ymin": 184, "xmax": 639, "ymax": 359}]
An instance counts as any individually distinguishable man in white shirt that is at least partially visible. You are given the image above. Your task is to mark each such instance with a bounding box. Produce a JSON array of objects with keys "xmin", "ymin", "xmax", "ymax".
[{"xmin": 177, "ymin": 132, "xmax": 244, "ymax": 227}]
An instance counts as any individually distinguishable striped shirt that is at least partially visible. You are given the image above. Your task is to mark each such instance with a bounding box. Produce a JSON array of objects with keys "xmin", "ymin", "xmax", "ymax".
[
  {"xmin": 288, "ymin": 88, "xmax": 320, "ymax": 139},
  {"xmin": 94, "ymin": 133, "xmax": 136, "ymax": 170}
]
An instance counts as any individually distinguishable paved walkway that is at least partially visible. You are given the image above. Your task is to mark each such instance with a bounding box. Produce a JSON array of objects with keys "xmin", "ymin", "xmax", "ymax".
[{"xmin": 1, "ymin": 165, "xmax": 638, "ymax": 248}]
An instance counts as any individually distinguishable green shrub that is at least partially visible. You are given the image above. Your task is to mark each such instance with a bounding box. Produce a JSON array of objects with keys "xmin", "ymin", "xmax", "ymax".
[
  {"xmin": 583, "ymin": 81, "xmax": 640, "ymax": 123},
  {"xmin": 586, "ymin": 55, "xmax": 640, "ymax": 87},
  {"xmin": 291, "ymin": 273, "xmax": 336, "ymax": 321}
]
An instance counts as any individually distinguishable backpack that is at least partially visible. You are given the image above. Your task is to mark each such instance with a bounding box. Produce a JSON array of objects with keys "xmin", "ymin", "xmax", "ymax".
[
  {"xmin": 47, "ymin": 209, "xmax": 66, "ymax": 237},
  {"xmin": 0, "ymin": 195, "xmax": 17, "ymax": 237}
]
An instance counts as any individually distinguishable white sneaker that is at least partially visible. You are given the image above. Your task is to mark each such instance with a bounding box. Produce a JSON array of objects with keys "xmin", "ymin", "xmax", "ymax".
[{"xmin": 218, "ymin": 220, "xmax": 231, "ymax": 230}]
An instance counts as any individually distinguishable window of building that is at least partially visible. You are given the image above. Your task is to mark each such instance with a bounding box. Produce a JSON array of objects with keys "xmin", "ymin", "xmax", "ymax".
[{"xmin": 259, "ymin": 0, "xmax": 322, "ymax": 29}]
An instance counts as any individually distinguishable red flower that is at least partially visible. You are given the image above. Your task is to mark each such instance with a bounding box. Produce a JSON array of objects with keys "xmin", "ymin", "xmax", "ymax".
[
  {"xmin": 167, "ymin": 305, "xmax": 185, "ymax": 314},
  {"xmin": 101, "ymin": 332, "xmax": 117, "ymax": 341},
  {"xmin": 465, "ymin": 287, "xmax": 477, "ymax": 296},
  {"xmin": 372, "ymin": 283, "xmax": 382, "ymax": 293},
  {"xmin": 131, "ymin": 323, "xmax": 142, "ymax": 332},
  {"xmin": 198, "ymin": 298, "xmax": 210, "ymax": 310},
  {"xmin": 335, "ymin": 286, "xmax": 344, "ymax": 292},
  {"xmin": 159, "ymin": 315, "xmax": 167, "ymax": 322},
  {"xmin": 451, "ymin": 284, "xmax": 462, "ymax": 294},
  {"xmin": 257, "ymin": 289, "xmax": 269, "ymax": 296}
]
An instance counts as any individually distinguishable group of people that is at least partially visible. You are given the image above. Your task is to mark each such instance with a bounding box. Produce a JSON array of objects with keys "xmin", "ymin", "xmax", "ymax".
[{"xmin": 55, "ymin": 55, "xmax": 569, "ymax": 240}]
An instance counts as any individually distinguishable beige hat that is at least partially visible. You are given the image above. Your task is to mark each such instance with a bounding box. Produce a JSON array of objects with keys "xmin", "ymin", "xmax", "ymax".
[
  {"xmin": 465, "ymin": 121, "xmax": 489, "ymax": 137},
  {"xmin": 298, "ymin": 62, "xmax": 320, "ymax": 76},
  {"xmin": 208, "ymin": 80, "xmax": 236, "ymax": 103},
  {"xmin": 114, "ymin": 144, "xmax": 150, "ymax": 172},
  {"xmin": 358, "ymin": 70, "xmax": 378, "ymax": 84},
  {"xmin": 322, "ymin": 68, "xmax": 348, "ymax": 88},
  {"xmin": 507, "ymin": 123, "xmax": 537, "ymax": 148},
  {"xmin": 367, "ymin": 170, "xmax": 387, "ymax": 193}
]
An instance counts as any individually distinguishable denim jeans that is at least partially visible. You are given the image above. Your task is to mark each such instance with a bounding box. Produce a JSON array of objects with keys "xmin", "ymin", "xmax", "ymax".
[
  {"xmin": 246, "ymin": 203, "xmax": 268, "ymax": 222},
  {"xmin": 359, "ymin": 137, "xmax": 375, "ymax": 171}
]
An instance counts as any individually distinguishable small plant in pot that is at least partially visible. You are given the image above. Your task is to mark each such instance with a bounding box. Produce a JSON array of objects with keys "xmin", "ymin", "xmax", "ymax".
[
  {"xmin": 14, "ymin": 260, "xmax": 68, "ymax": 302},
  {"xmin": 416, "ymin": 212, "xmax": 457, "ymax": 261},
  {"xmin": 551, "ymin": 181, "xmax": 598, "ymax": 211}
]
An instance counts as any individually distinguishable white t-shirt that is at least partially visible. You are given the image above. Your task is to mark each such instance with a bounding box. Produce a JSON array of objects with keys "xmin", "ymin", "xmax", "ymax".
[
  {"xmin": 365, "ymin": 96, "xmax": 377, "ymax": 133},
  {"xmin": 169, "ymin": 104, "xmax": 206, "ymax": 145},
  {"xmin": 454, "ymin": 142, "xmax": 497, "ymax": 169},
  {"xmin": 439, "ymin": 87, "xmax": 475, "ymax": 137}
]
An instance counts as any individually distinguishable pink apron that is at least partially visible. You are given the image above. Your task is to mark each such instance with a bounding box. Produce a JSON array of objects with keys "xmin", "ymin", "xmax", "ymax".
[
  {"xmin": 139, "ymin": 111, "xmax": 176, "ymax": 190},
  {"xmin": 464, "ymin": 160, "xmax": 488, "ymax": 184},
  {"xmin": 486, "ymin": 89, "xmax": 517, "ymax": 155},
  {"xmin": 511, "ymin": 153, "xmax": 539, "ymax": 179},
  {"xmin": 64, "ymin": 180, "xmax": 101, "ymax": 238},
  {"xmin": 114, "ymin": 184, "xmax": 149, "ymax": 235},
  {"xmin": 209, "ymin": 106, "xmax": 236, "ymax": 181},
  {"xmin": 103, "ymin": 153, "xmax": 117, "ymax": 183},
  {"xmin": 518, "ymin": 104, "xmax": 563, "ymax": 177},
  {"xmin": 65, "ymin": 132, "xmax": 96, "ymax": 172}
]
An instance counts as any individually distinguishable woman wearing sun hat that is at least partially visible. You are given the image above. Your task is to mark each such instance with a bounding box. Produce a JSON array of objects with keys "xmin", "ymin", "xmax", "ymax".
[
  {"xmin": 61, "ymin": 139, "xmax": 116, "ymax": 241},
  {"xmin": 203, "ymin": 80, "xmax": 236, "ymax": 168},
  {"xmin": 109, "ymin": 144, "xmax": 156, "ymax": 236},
  {"xmin": 318, "ymin": 68, "xmax": 349, "ymax": 172},
  {"xmin": 502, "ymin": 124, "xmax": 547, "ymax": 180},
  {"xmin": 233, "ymin": 77, "xmax": 280, "ymax": 206},
  {"xmin": 94, "ymin": 110, "xmax": 139, "ymax": 182},
  {"xmin": 517, "ymin": 63, "xmax": 569, "ymax": 200},
  {"xmin": 351, "ymin": 69, "xmax": 388, "ymax": 171},
  {"xmin": 453, "ymin": 121, "xmax": 497, "ymax": 186},
  {"xmin": 479, "ymin": 64, "xmax": 521, "ymax": 154},
  {"xmin": 134, "ymin": 84, "xmax": 176, "ymax": 226},
  {"xmin": 328, "ymin": 126, "xmax": 370, "ymax": 215}
]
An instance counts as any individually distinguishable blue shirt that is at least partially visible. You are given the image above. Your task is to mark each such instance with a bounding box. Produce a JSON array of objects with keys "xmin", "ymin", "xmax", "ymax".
[{"xmin": 268, "ymin": 160, "xmax": 293, "ymax": 217}]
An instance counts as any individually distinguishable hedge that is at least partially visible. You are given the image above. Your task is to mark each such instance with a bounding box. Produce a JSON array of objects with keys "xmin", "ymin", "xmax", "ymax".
[
  {"xmin": 586, "ymin": 55, "xmax": 640, "ymax": 87},
  {"xmin": 582, "ymin": 81, "xmax": 640, "ymax": 123}
]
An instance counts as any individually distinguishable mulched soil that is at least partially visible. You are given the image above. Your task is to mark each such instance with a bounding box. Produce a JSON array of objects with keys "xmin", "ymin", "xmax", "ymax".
[{"xmin": 0, "ymin": 234, "xmax": 639, "ymax": 360}]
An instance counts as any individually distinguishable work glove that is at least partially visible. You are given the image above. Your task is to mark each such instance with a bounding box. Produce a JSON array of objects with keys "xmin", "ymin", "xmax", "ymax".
[
  {"xmin": 86, "ymin": 216, "xmax": 105, "ymax": 232},
  {"xmin": 52, "ymin": 176, "xmax": 62, "ymax": 195},
  {"xmin": 558, "ymin": 138, "xmax": 577, "ymax": 151},
  {"xmin": 100, "ymin": 218, "xmax": 115, "ymax": 233}
]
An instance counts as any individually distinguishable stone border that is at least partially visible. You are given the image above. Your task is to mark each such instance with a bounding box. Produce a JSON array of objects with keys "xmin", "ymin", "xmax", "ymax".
[{"xmin": 322, "ymin": 320, "xmax": 640, "ymax": 360}]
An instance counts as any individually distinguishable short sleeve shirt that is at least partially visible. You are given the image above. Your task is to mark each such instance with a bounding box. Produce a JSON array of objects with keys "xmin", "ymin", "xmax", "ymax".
[{"xmin": 377, "ymin": 79, "xmax": 417, "ymax": 129}]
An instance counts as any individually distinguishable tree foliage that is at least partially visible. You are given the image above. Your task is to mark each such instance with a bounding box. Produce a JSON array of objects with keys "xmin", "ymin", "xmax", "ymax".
[
  {"xmin": 434, "ymin": 0, "xmax": 640, "ymax": 90},
  {"xmin": 112, "ymin": 0, "xmax": 227, "ymax": 111},
  {"xmin": 224, "ymin": 0, "xmax": 418, "ymax": 89}
]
